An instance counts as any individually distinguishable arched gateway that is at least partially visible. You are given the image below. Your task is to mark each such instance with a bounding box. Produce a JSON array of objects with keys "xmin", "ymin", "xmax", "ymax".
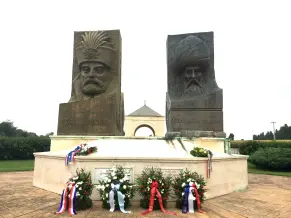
[{"xmin": 124, "ymin": 103, "xmax": 165, "ymax": 137}]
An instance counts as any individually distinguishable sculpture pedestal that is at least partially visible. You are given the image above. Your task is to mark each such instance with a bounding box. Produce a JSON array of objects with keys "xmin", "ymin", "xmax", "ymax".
[
  {"xmin": 50, "ymin": 136, "xmax": 228, "ymax": 153},
  {"xmin": 34, "ymin": 137, "xmax": 248, "ymax": 201}
]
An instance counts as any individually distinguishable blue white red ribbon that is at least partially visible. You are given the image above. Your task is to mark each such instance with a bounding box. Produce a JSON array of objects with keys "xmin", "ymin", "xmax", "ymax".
[
  {"xmin": 65, "ymin": 145, "xmax": 83, "ymax": 166},
  {"xmin": 56, "ymin": 182, "xmax": 78, "ymax": 216},
  {"xmin": 182, "ymin": 183, "xmax": 204, "ymax": 214},
  {"xmin": 109, "ymin": 183, "xmax": 131, "ymax": 213}
]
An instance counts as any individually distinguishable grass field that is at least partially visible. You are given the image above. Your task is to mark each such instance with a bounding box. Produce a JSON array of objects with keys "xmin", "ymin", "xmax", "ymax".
[
  {"xmin": 0, "ymin": 160, "xmax": 34, "ymax": 172},
  {"xmin": 248, "ymin": 162, "xmax": 291, "ymax": 177}
]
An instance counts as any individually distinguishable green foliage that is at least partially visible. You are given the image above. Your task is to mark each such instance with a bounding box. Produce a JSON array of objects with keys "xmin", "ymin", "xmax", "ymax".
[
  {"xmin": 67, "ymin": 168, "xmax": 94, "ymax": 210},
  {"xmin": 190, "ymin": 147, "xmax": 213, "ymax": 158},
  {"xmin": 0, "ymin": 120, "xmax": 38, "ymax": 137},
  {"xmin": 231, "ymin": 140, "xmax": 291, "ymax": 155},
  {"xmin": 172, "ymin": 169, "xmax": 207, "ymax": 209},
  {"xmin": 253, "ymin": 124, "xmax": 291, "ymax": 140},
  {"xmin": 0, "ymin": 137, "xmax": 50, "ymax": 160},
  {"xmin": 136, "ymin": 167, "xmax": 172, "ymax": 210},
  {"xmin": 249, "ymin": 147, "xmax": 291, "ymax": 171},
  {"xmin": 96, "ymin": 165, "xmax": 135, "ymax": 209}
]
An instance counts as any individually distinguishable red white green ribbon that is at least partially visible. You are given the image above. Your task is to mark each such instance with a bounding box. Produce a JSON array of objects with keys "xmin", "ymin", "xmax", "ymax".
[{"xmin": 56, "ymin": 182, "xmax": 77, "ymax": 216}]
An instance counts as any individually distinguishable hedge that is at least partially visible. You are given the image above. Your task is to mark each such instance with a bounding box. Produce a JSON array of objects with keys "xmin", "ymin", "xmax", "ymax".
[
  {"xmin": 0, "ymin": 137, "xmax": 50, "ymax": 160},
  {"xmin": 249, "ymin": 147, "xmax": 291, "ymax": 171},
  {"xmin": 231, "ymin": 140, "xmax": 291, "ymax": 155}
]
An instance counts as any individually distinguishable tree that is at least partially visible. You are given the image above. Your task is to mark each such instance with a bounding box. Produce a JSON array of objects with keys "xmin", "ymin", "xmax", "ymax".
[
  {"xmin": 228, "ymin": 133, "xmax": 234, "ymax": 140},
  {"xmin": 0, "ymin": 120, "xmax": 38, "ymax": 137},
  {"xmin": 253, "ymin": 124, "xmax": 291, "ymax": 140}
]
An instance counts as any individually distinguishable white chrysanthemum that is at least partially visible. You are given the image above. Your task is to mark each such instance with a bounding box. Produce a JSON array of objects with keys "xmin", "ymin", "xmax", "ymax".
[
  {"xmin": 106, "ymin": 184, "xmax": 109, "ymax": 187},
  {"xmin": 195, "ymin": 182, "xmax": 200, "ymax": 189},
  {"xmin": 79, "ymin": 187, "xmax": 82, "ymax": 190},
  {"xmin": 123, "ymin": 185, "xmax": 126, "ymax": 189},
  {"xmin": 73, "ymin": 176, "xmax": 79, "ymax": 180},
  {"xmin": 182, "ymin": 182, "xmax": 186, "ymax": 187},
  {"xmin": 76, "ymin": 192, "xmax": 80, "ymax": 196},
  {"xmin": 187, "ymin": 178, "xmax": 191, "ymax": 182},
  {"xmin": 105, "ymin": 193, "xmax": 108, "ymax": 198},
  {"xmin": 182, "ymin": 192, "xmax": 184, "ymax": 196},
  {"xmin": 113, "ymin": 176, "xmax": 117, "ymax": 179},
  {"xmin": 120, "ymin": 178, "xmax": 124, "ymax": 183},
  {"xmin": 108, "ymin": 179, "xmax": 111, "ymax": 183}
]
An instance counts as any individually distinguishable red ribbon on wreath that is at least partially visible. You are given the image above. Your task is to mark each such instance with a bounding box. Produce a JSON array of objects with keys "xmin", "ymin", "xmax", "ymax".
[
  {"xmin": 141, "ymin": 180, "xmax": 177, "ymax": 216},
  {"xmin": 192, "ymin": 183, "xmax": 205, "ymax": 213}
]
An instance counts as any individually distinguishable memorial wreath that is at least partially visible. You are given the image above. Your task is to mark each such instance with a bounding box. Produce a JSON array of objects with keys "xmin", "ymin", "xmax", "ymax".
[
  {"xmin": 96, "ymin": 165, "xmax": 134, "ymax": 213},
  {"xmin": 173, "ymin": 169, "xmax": 207, "ymax": 213},
  {"xmin": 190, "ymin": 147, "xmax": 213, "ymax": 178},
  {"xmin": 56, "ymin": 168, "xmax": 94, "ymax": 215},
  {"xmin": 65, "ymin": 143, "xmax": 98, "ymax": 166},
  {"xmin": 136, "ymin": 167, "xmax": 177, "ymax": 215}
]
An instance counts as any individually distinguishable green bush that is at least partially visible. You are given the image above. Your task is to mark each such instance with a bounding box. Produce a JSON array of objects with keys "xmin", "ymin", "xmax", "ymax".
[
  {"xmin": 249, "ymin": 147, "xmax": 291, "ymax": 171},
  {"xmin": 0, "ymin": 137, "xmax": 50, "ymax": 160},
  {"xmin": 231, "ymin": 140, "xmax": 291, "ymax": 155}
]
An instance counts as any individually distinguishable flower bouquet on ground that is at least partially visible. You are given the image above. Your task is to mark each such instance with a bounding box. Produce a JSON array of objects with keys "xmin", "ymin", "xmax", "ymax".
[
  {"xmin": 173, "ymin": 169, "xmax": 207, "ymax": 212},
  {"xmin": 96, "ymin": 165, "xmax": 134, "ymax": 213},
  {"xmin": 136, "ymin": 167, "xmax": 172, "ymax": 210},
  {"xmin": 55, "ymin": 168, "xmax": 93, "ymax": 215}
]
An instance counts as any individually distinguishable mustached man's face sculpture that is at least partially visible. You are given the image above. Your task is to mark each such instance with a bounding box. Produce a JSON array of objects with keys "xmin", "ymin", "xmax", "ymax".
[{"xmin": 73, "ymin": 31, "xmax": 115, "ymax": 100}]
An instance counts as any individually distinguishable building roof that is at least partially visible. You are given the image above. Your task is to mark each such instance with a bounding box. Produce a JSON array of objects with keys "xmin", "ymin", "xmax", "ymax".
[{"xmin": 127, "ymin": 105, "xmax": 163, "ymax": 117}]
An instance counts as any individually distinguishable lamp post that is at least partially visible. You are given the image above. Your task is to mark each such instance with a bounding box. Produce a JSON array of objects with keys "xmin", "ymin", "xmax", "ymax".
[{"xmin": 271, "ymin": 121, "xmax": 276, "ymax": 140}]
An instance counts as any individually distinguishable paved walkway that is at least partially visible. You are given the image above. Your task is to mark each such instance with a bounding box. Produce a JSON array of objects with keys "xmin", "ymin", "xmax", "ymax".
[{"xmin": 0, "ymin": 172, "xmax": 291, "ymax": 218}]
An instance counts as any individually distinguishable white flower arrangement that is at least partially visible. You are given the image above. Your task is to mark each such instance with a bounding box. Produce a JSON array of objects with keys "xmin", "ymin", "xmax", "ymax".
[{"xmin": 96, "ymin": 165, "xmax": 135, "ymax": 209}]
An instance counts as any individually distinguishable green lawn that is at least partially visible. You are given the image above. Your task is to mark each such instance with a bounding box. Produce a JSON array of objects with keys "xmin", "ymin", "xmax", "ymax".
[
  {"xmin": 248, "ymin": 162, "xmax": 291, "ymax": 177},
  {"xmin": 0, "ymin": 160, "xmax": 34, "ymax": 172}
]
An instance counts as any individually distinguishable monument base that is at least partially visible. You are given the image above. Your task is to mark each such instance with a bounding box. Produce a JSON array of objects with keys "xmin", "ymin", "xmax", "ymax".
[
  {"xmin": 50, "ymin": 136, "xmax": 228, "ymax": 153},
  {"xmin": 35, "ymin": 137, "xmax": 248, "ymax": 202}
]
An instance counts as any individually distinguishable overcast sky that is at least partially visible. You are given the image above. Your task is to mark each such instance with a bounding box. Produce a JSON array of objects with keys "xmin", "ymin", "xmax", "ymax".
[{"xmin": 0, "ymin": 0, "xmax": 290, "ymax": 139}]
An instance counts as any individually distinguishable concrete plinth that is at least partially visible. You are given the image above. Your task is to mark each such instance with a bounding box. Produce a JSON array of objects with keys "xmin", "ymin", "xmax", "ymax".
[
  {"xmin": 50, "ymin": 136, "xmax": 228, "ymax": 153},
  {"xmin": 34, "ymin": 138, "xmax": 248, "ymax": 202}
]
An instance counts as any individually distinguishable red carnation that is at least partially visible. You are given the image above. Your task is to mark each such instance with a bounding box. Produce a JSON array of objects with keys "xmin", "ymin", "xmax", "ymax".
[
  {"xmin": 141, "ymin": 185, "xmax": 144, "ymax": 188},
  {"xmin": 84, "ymin": 191, "xmax": 88, "ymax": 195},
  {"xmin": 163, "ymin": 197, "xmax": 167, "ymax": 200},
  {"xmin": 165, "ymin": 185, "xmax": 169, "ymax": 189},
  {"xmin": 144, "ymin": 196, "xmax": 148, "ymax": 199},
  {"xmin": 186, "ymin": 174, "xmax": 190, "ymax": 177},
  {"xmin": 175, "ymin": 190, "xmax": 179, "ymax": 193}
]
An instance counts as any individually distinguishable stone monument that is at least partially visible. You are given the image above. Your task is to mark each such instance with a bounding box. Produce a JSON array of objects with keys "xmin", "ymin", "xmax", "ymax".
[
  {"xmin": 166, "ymin": 31, "xmax": 225, "ymax": 138},
  {"xmin": 57, "ymin": 30, "xmax": 124, "ymax": 136}
]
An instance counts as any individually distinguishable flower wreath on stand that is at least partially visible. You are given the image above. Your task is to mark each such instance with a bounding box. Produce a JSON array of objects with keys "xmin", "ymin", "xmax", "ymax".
[
  {"xmin": 56, "ymin": 168, "xmax": 94, "ymax": 216},
  {"xmin": 190, "ymin": 147, "xmax": 213, "ymax": 178},
  {"xmin": 136, "ymin": 167, "xmax": 177, "ymax": 216},
  {"xmin": 96, "ymin": 165, "xmax": 134, "ymax": 213},
  {"xmin": 173, "ymin": 169, "xmax": 207, "ymax": 214},
  {"xmin": 65, "ymin": 143, "xmax": 98, "ymax": 166}
]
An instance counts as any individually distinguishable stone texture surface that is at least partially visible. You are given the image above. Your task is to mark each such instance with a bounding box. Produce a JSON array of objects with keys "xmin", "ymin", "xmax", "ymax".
[
  {"xmin": 56, "ymin": 30, "xmax": 124, "ymax": 136},
  {"xmin": 1, "ymin": 172, "xmax": 291, "ymax": 217},
  {"xmin": 166, "ymin": 32, "xmax": 224, "ymax": 137},
  {"xmin": 57, "ymin": 94, "xmax": 121, "ymax": 136}
]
